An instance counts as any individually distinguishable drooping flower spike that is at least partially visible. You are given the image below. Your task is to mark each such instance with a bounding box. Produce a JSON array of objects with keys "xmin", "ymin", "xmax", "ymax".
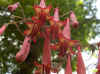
[
  {"xmin": 70, "ymin": 11, "xmax": 79, "ymax": 28},
  {"xmin": 8, "ymin": 2, "xmax": 19, "ymax": 12},
  {"xmin": 0, "ymin": 24, "xmax": 8, "ymax": 36},
  {"xmin": 96, "ymin": 43, "xmax": 100, "ymax": 74},
  {"xmin": 16, "ymin": 36, "xmax": 31, "ymax": 63},
  {"xmin": 6, "ymin": 1, "xmax": 86, "ymax": 74},
  {"xmin": 50, "ymin": 17, "xmax": 79, "ymax": 55},
  {"xmin": 77, "ymin": 45, "xmax": 86, "ymax": 74}
]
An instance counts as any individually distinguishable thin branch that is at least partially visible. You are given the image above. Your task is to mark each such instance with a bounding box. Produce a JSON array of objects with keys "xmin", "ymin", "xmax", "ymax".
[
  {"xmin": 14, "ymin": 23, "xmax": 25, "ymax": 36},
  {"xmin": 19, "ymin": 2, "xmax": 26, "ymax": 18},
  {"xmin": 11, "ymin": 15, "xmax": 23, "ymax": 19},
  {"xmin": 60, "ymin": 12, "xmax": 69, "ymax": 18},
  {"xmin": 7, "ymin": 21, "xmax": 25, "ymax": 37}
]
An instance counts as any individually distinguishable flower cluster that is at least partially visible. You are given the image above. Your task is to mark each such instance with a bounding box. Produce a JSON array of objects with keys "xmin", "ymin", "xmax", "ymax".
[{"xmin": 0, "ymin": 0, "xmax": 88, "ymax": 74}]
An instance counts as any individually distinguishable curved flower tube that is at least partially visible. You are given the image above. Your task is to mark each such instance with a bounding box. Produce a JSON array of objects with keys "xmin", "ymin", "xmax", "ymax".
[{"xmin": 16, "ymin": 36, "xmax": 31, "ymax": 63}]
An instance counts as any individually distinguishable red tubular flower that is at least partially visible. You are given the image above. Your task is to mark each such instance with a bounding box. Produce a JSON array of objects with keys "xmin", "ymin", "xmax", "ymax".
[
  {"xmin": 96, "ymin": 43, "xmax": 100, "ymax": 74},
  {"xmin": 42, "ymin": 38, "xmax": 51, "ymax": 66},
  {"xmin": 8, "ymin": 2, "xmax": 19, "ymax": 12},
  {"xmin": 0, "ymin": 24, "xmax": 8, "ymax": 35},
  {"xmin": 42, "ymin": 28, "xmax": 51, "ymax": 66},
  {"xmin": 70, "ymin": 11, "xmax": 79, "ymax": 28},
  {"xmin": 77, "ymin": 46, "xmax": 86, "ymax": 74},
  {"xmin": 34, "ymin": 0, "xmax": 52, "ymax": 21},
  {"xmin": 49, "ymin": 8, "xmax": 64, "ymax": 40},
  {"xmin": 16, "ymin": 36, "xmax": 31, "ymax": 63},
  {"xmin": 62, "ymin": 18, "xmax": 71, "ymax": 39},
  {"xmin": 40, "ymin": 28, "xmax": 51, "ymax": 74},
  {"xmin": 65, "ymin": 54, "xmax": 72, "ymax": 74}
]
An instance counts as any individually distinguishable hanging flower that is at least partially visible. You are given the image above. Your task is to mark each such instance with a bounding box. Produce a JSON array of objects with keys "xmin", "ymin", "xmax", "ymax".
[
  {"xmin": 16, "ymin": 36, "xmax": 31, "ymax": 63},
  {"xmin": 34, "ymin": 0, "xmax": 52, "ymax": 21},
  {"xmin": 70, "ymin": 11, "xmax": 79, "ymax": 28},
  {"xmin": 0, "ymin": 24, "xmax": 8, "ymax": 35},
  {"xmin": 77, "ymin": 45, "xmax": 86, "ymax": 74},
  {"xmin": 62, "ymin": 18, "xmax": 71, "ymax": 39},
  {"xmin": 8, "ymin": 2, "xmax": 19, "ymax": 12},
  {"xmin": 65, "ymin": 54, "xmax": 72, "ymax": 74},
  {"xmin": 49, "ymin": 8, "xmax": 64, "ymax": 40},
  {"xmin": 96, "ymin": 43, "xmax": 100, "ymax": 74}
]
